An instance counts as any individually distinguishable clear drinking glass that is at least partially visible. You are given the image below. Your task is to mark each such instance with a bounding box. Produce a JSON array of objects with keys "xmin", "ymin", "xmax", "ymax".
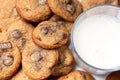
[{"xmin": 71, "ymin": 5, "xmax": 120, "ymax": 75}]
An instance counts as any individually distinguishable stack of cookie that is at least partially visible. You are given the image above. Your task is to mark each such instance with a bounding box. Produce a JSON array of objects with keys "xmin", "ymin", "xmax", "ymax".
[
  {"xmin": 0, "ymin": 0, "xmax": 87, "ymax": 80},
  {"xmin": 0, "ymin": 0, "xmax": 119, "ymax": 80}
]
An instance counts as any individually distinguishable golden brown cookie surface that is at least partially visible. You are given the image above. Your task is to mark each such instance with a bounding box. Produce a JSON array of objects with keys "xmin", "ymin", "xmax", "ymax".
[
  {"xmin": 10, "ymin": 69, "xmax": 31, "ymax": 80},
  {"xmin": 15, "ymin": 0, "xmax": 52, "ymax": 22},
  {"xmin": 0, "ymin": 0, "xmax": 18, "ymax": 19},
  {"xmin": 22, "ymin": 41, "xmax": 59, "ymax": 80},
  {"xmin": 0, "ymin": 17, "xmax": 21, "ymax": 32},
  {"xmin": 32, "ymin": 21, "xmax": 69, "ymax": 49},
  {"xmin": 48, "ymin": 0, "xmax": 83, "ymax": 22},
  {"xmin": 0, "ymin": 41, "xmax": 21, "ymax": 80},
  {"xmin": 58, "ymin": 70, "xmax": 95, "ymax": 80}
]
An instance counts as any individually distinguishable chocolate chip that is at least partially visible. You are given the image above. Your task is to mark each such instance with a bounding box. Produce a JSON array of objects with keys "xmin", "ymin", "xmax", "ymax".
[
  {"xmin": 54, "ymin": 16, "xmax": 63, "ymax": 21},
  {"xmin": 66, "ymin": 4, "xmax": 76, "ymax": 15},
  {"xmin": 38, "ymin": 0, "xmax": 47, "ymax": 5},
  {"xmin": 12, "ymin": 29, "xmax": 21, "ymax": 39},
  {"xmin": 57, "ymin": 21, "xmax": 65, "ymax": 25},
  {"xmin": 25, "ymin": 8, "xmax": 31, "ymax": 11},
  {"xmin": 58, "ymin": 52, "xmax": 66, "ymax": 65},
  {"xmin": 31, "ymin": 51, "xmax": 42, "ymax": 62},
  {"xmin": 0, "ymin": 42, "xmax": 12, "ymax": 50},
  {"xmin": 33, "ymin": 62, "xmax": 41, "ymax": 71},
  {"xmin": 41, "ymin": 27, "xmax": 48, "ymax": 34},
  {"xmin": 62, "ymin": 33, "xmax": 67, "ymax": 39},
  {"xmin": 3, "ymin": 55, "xmax": 14, "ymax": 66},
  {"xmin": 60, "ymin": 0, "xmax": 71, "ymax": 4},
  {"xmin": 38, "ymin": 37, "xmax": 42, "ymax": 41},
  {"xmin": 80, "ymin": 72, "xmax": 87, "ymax": 80},
  {"xmin": 66, "ymin": 76, "xmax": 69, "ymax": 78},
  {"xmin": 58, "ymin": 60, "xmax": 62, "ymax": 65},
  {"xmin": 18, "ymin": 38, "xmax": 26, "ymax": 47},
  {"xmin": 54, "ymin": 42, "xmax": 59, "ymax": 45},
  {"xmin": 49, "ymin": 64, "xmax": 56, "ymax": 70}
]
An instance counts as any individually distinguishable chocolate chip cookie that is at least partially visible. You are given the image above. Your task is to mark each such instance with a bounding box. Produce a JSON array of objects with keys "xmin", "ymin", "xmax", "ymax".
[
  {"xmin": 58, "ymin": 70, "xmax": 95, "ymax": 80},
  {"xmin": 52, "ymin": 46, "xmax": 74, "ymax": 76},
  {"xmin": 22, "ymin": 41, "xmax": 59, "ymax": 80},
  {"xmin": 32, "ymin": 21, "xmax": 69, "ymax": 49},
  {"xmin": 48, "ymin": 0, "xmax": 83, "ymax": 22},
  {"xmin": 0, "ymin": 41, "xmax": 21, "ymax": 80},
  {"xmin": 15, "ymin": 0, "xmax": 52, "ymax": 22},
  {"xmin": 10, "ymin": 69, "xmax": 31, "ymax": 80},
  {"xmin": 2, "ymin": 19, "xmax": 34, "ymax": 53},
  {"xmin": 0, "ymin": 0, "xmax": 18, "ymax": 19},
  {"xmin": 106, "ymin": 71, "xmax": 120, "ymax": 80},
  {"xmin": 81, "ymin": 0, "xmax": 119, "ymax": 10}
]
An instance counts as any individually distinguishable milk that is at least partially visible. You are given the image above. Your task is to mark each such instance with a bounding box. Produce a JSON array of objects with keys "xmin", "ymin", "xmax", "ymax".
[{"xmin": 73, "ymin": 14, "xmax": 120, "ymax": 69}]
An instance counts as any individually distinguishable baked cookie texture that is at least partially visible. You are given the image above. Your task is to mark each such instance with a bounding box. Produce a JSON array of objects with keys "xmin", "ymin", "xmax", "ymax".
[
  {"xmin": 106, "ymin": 70, "xmax": 120, "ymax": 80},
  {"xmin": 32, "ymin": 21, "xmax": 69, "ymax": 49},
  {"xmin": 0, "ymin": 17, "xmax": 21, "ymax": 32},
  {"xmin": 0, "ymin": 0, "xmax": 18, "ymax": 19},
  {"xmin": 48, "ymin": 0, "xmax": 83, "ymax": 22},
  {"xmin": 22, "ymin": 41, "xmax": 59, "ymax": 80},
  {"xmin": 15, "ymin": 0, "xmax": 52, "ymax": 22},
  {"xmin": 81, "ymin": 0, "xmax": 119, "ymax": 10},
  {"xmin": 49, "ymin": 15, "xmax": 73, "ymax": 34},
  {"xmin": 0, "ymin": 41, "xmax": 21, "ymax": 80},
  {"xmin": 52, "ymin": 46, "xmax": 74, "ymax": 76},
  {"xmin": 58, "ymin": 70, "xmax": 95, "ymax": 80},
  {"xmin": 10, "ymin": 69, "xmax": 31, "ymax": 80},
  {"xmin": 1, "ymin": 19, "xmax": 34, "ymax": 53}
]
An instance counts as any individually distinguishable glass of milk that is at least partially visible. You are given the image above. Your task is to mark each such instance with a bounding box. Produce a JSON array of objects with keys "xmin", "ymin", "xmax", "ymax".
[{"xmin": 71, "ymin": 5, "xmax": 120, "ymax": 75}]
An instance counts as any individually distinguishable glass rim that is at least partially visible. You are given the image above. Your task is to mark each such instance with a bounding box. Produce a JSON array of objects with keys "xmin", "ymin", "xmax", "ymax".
[{"xmin": 71, "ymin": 4, "xmax": 120, "ymax": 72}]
